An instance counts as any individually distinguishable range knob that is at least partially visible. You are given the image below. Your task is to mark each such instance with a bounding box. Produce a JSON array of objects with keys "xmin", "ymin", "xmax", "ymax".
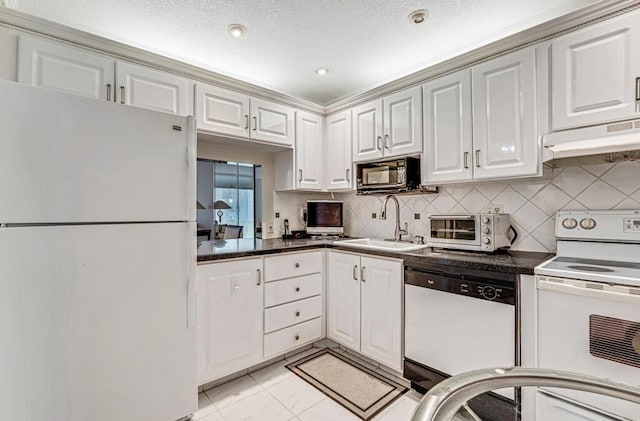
[
  {"xmin": 482, "ymin": 286, "xmax": 497, "ymax": 300},
  {"xmin": 580, "ymin": 218, "xmax": 597, "ymax": 230},
  {"xmin": 482, "ymin": 216, "xmax": 491, "ymax": 224},
  {"xmin": 562, "ymin": 218, "xmax": 578, "ymax": 229},
  {"xmin": 483, "ymin": 238, "xmax": 491, "ymax": 244},
  {"xmin": 483, "ymin": 227, "xmax": 491, "ymax": 234}
]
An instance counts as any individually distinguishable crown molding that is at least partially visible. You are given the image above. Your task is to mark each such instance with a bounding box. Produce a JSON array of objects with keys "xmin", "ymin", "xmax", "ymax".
[
  {"xmin": 0, "ymin": 7, "xmax": 325, "ymax": 114},
  {"xmin": 324, "ymin": 0, "xmax": 640, "ymax": 115}
]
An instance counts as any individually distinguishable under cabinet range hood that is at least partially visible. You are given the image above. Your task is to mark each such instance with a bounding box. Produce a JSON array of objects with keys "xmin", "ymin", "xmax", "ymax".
[{"xmin": 543, "ymin": 119, "xmax": 640, "ymax": 166}]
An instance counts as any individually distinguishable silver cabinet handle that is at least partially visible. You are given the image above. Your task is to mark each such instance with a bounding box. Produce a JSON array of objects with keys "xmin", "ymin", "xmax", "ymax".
[
  {"xmin": 106, "ymin": 83, "xmax": 111, "ymax": 101},
  {"xmin": 464, "ymin": 152, "xmax": 469, "ymax": 169},
  {"xmin": 636, "ymin": 77, "xmax": 640, "ymax": 101},
  {"xmin": 295, "ymin": 287, "xmax": 300, "ymax": 292},
  {"xmin": 475, "ymin": 150, "xmax": 481, "ymax": 167},
  {"xmin": 295, "ymin": 334, "xmax": 300, "ymax": 341},
  {"xmin": 120, "ymin": 86, "xmax": 125, "ymax": 104},
  {"xmin": 256, "ymin": 268, "xmax": 261, "ymax": 286},
  {"xmin": 298, "ymin": 169, "xmax": 303, "ymax": 182},
  {"xmin": 353, "ymin": 265, "xmax": 358, "ymax": 281},
  {"xmin": 346, "ymin": 168, "xmax": 350, "ymax": 182},
  {"xmin": 377, "ymin": 136, "xmax": 382, "ymax": 150},
  {"xmin": 295, "ymin": 311, "xmax": 300, "ymax": 317},
  {"xmin": 295, "ymin": 262, "xmax": 300, "ymax": 268},
  {"xmin": 252, "ymin": 116, "xmax": 257, "ymax": 131},
  {"xmin": 244, "ymin": 114, "xmax": 249, "ymax": 130},
  {"xmin": 361, "ymin": 266, "xmax": 366, "ymax": 282},
  {"xmin": 384, "ymin": 134, "xmax": 390, "ymax": 149}
]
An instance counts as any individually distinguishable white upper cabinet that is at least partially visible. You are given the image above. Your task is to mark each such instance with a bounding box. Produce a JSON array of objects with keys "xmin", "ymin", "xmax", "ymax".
[
  {"xmin": 116, "ymin": 62, "xmax": 190, "ymax": 116},
  {"xmin": 472, "ymin": 46, "xmax": 538, "ymax": 179},
  {"xmin": 423, "ymin": 47, "xmax": 539, "ymax": 184},
  {"xmin": 551, "ymin": 10, "xmax": 640, "ymax": 131},
  {"xmin": 195, "ymin": 83, "xmax": 294, "ymax": 146},
  {"xmin": 352, "ymin": 100, "xmax": 384, "ymax": 162},
  {"xmin": 422, "ymin": 69, "xmax": 473, "ymax": 183},
  {"xmin": 353, "ymin": 87, "xmax": 422, "ymax": 162},
  {"xmin": 195, "ymin": 84, "xmax": 250, "ymax": 138},
  {"xmin": 295, "ymin": 111, "xmax": 324, "ymax": 190},
  {"xmin": 251, "ymin": 97, "xmax": 295, "ymax": 146},
  {"xmin": 18, "ymin": 35, "xmax": 115, "ymax": 101},
  {"xmin": 382, "ymin": 86, "xmax": 422, "ymax": 157},
  {"xmin": 325, "ymin": 110, "xmax": 353, "ymax": 190}
]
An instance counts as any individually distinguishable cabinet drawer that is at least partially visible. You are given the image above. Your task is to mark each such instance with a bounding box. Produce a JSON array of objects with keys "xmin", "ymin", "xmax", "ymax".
[
  {"xmin": 264, "ymin": 273, "xmax": 322, "ymax": 307},
  {"xmin": 264, "ymin": 317, "xmax": 322, "ymax": 358},
  {"xmin": 264, "ymin": 251, "xmax": 322, "ymax": 281},
  {"xmin": 264, "ymin": 295, "xmax": 322, "ymax": 333}
]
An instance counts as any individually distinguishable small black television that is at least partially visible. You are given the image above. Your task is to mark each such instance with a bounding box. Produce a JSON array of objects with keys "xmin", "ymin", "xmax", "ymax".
[{"xmin": 306, "ymin": 200, "xmax": 344, "ymax": 235}]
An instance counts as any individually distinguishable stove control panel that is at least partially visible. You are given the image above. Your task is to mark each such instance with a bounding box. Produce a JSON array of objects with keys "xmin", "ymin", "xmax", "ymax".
[
  {"xmin": 557, "ymin": 210, "xmax": 640, "ymax": 241},
  {"xmin": 624, "ymin": 218, "xmax": 640, "ymax": 233}
]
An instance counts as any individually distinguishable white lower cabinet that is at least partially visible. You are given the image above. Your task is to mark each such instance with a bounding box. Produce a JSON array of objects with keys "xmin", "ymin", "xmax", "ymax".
[
  {"xmin": 196, "ymin": 258, "xmax": 263, "ymax": 384},
  {"xmin": 535, "ymin": 392, "xmax": 613, "ymax": 421},
  {"xmin": 327, "ymin": 251, "xmax": 403, "ymax": 371}
]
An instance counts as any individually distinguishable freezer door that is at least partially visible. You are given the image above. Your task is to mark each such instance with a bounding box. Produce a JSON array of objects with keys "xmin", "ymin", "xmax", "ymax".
[
  {"xmin": 0, "ymin": 80, "xmax": 195, "ymax": 223},
  {"xmin": 0, "ymin": 223, "xmax": 197, "ymax": 421}
]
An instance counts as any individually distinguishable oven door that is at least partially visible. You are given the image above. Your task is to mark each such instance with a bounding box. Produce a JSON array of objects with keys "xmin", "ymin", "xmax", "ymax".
[
  {"xmin": 428, "ymin": 215, "xmax": 481, "ymax": 249},
  {"xmin": 536, "ymin": 276, "xmax": 640, "ymax": 420}
]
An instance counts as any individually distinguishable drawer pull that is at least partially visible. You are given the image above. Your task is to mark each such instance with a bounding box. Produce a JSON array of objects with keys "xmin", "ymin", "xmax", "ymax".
[
  {"xmin": 256, "ymin": 269, "xmax": 262, "ymax": 286},
  {"xmin": 295, "ymin": 287, "xmax": 300, "ymax": 292},
  {"xmin": 295, "ymin": 334, "xmax": 300, "ymax": 341},
  {"xmin": 295, "ymin": 262, "xmax": 300, "ymax": 268},
  {"xmin": 295, "ymin": 311, "xmax": 301, "ymax": 317}
]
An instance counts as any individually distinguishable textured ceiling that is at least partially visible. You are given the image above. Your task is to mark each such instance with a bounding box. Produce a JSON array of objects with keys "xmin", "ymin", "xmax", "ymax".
[{"xmin": 14, "ymin": 0, "xmax": 600, "ymax": 105}]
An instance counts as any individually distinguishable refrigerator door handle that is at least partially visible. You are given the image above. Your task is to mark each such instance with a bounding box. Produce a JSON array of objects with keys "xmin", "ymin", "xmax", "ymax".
[{"xmin": 186, "ymin": 222, "xmax": 196, "ymax": 329}]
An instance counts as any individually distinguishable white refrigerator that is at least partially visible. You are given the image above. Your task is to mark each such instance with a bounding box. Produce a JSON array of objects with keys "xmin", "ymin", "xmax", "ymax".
[{"xmin": 0, "ymin": 80, "xmax": 197, "ymax": 421}]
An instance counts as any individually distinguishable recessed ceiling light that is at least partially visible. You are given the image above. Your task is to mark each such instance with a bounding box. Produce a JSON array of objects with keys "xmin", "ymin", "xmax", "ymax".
[
  {"xmin": 226, "ymin": 24, "xmax": 247, "ymax": 38},
  {"xmin": 408, "ymin": 9, "xmax": 429, "ymax": 25},
  {"xmin": 315, "ymin": 66, "xmax": 329, "ymax": 76}
]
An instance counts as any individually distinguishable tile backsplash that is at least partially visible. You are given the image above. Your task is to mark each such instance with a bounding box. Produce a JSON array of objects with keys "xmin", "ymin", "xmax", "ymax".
[{"xmin": 273, "ymin": 161, "xmax": 640, "ymax": 253}]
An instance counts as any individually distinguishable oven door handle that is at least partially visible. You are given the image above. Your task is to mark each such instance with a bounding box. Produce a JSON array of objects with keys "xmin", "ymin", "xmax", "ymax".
[{"xmin": 537, "ymin": 277, "xmax": 640, "ymax": 304}]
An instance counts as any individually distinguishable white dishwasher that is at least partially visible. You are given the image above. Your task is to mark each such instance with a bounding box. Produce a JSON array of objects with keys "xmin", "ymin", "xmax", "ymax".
[{"xmin": 404, "ymin": 262, "xmax": 518, "ymax": 421}]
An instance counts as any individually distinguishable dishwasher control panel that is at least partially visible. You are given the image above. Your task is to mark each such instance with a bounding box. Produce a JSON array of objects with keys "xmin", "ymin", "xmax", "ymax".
[{"xmin": 405, "ymin": 266, "xmax": 516, "ymax": 305}]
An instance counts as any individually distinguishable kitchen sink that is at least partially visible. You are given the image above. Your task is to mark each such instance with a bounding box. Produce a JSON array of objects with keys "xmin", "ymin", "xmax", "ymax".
[{"xmin": 334, "ymin": 238, "xmax": 428, "ymax": 252}]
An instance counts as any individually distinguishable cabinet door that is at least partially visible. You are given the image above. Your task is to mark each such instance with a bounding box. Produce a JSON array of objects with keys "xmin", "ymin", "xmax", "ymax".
[
  {"xmin": 116, "ymin": 62, "xmax": 189, "ymax": 116},
  {"xmin": 196, "ymin": 258, "xmax": 263, "ymax": 384},
  {"xmin": 327, "ymin": 251, "xmax": 361, "ymax": 351},
  {"xmin": 250, "ymin": 98, "xmax": 295, "ymax": 146},
  {"xmin": 17, "ymin": 35, "xmax": 115, "ymax": 101},
  {"xmin": 360, "ymin": 256, "xmax": 403, "ymax": 372},
  {"xmin": 352, "ymin": 100, "xmax": 384, "ymax": 162},
  {"xmin": 296, "ymin": 111, "xmax": 324, "ymax": 190},
  {"xmin": 422, "ymin": 69, "xmax": 473, "ymax": 184},
  {"xmin": 383, "ymin": 86, "xmax": 422, "ymax": 157},
  {"xmin": 325, "ymin": 110, "xmax": 353, "ymax": 190},
  {"xmin": 536, "ymin": 392, "xmax": 613, "ymax": 421},
  {"xmin": 195, "ymin": 83, "xmax": 250, "ymax": 137},
  {"xmin": 551, "ymin": 10, "xmax": 640, "ymax": 130},
  {"xmin": 472, "ymin": 47, "xmax": 539, "ymax": 180}
]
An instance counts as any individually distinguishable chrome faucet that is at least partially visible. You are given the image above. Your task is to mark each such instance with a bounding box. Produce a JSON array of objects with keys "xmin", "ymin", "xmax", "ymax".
[{"xmin": 379, "ymin": 194, "xmax": 408, "ymax": 241}]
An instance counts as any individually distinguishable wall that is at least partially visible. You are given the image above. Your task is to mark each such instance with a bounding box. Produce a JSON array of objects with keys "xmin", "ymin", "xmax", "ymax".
[
  {"xmin": 273, "ymin": 161, "xmax": 640, "ymax": 252},
  {"xmin": 197, "ymin": 138, "xmax": 277, "ymax": 238},
  {"xmin": 0, "ymin": 26, "xmax": 18, "ymax": 81}
]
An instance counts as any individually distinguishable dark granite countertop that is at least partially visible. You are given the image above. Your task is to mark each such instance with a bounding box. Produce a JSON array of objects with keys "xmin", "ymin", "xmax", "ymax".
[{"xmin": 197, "ymin": 238, "xmax": 553, "ymax": 275}]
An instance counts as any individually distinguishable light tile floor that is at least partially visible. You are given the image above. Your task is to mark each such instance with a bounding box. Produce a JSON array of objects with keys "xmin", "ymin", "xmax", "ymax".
[{"xmin": 194, "ymin": 348, "xmax": 423, "ymax": 421}]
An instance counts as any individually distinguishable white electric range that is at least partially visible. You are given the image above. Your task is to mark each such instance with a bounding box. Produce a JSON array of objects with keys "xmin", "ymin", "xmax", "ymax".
[{"xmin": 534, "ymin": 210, "xmax": 640, "ymax": 421}]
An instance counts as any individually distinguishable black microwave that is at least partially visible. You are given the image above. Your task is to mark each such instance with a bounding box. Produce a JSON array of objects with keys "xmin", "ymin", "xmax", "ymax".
[{"xmin": 356, "ymin": 156, "xmax": 421, "ymax": 194}]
